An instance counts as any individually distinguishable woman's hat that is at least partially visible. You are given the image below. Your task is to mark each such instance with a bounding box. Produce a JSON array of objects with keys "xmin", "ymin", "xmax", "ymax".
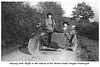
[
  {"xmin": 47, "ymin": 12, "xmax": 53, "ymax": 17},
  {"xmin": 63, "ymin": 21, "xmax": 69, "ymax": 26}
]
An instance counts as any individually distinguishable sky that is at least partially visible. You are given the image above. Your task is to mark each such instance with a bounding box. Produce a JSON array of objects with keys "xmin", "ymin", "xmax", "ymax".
[{"xmin": 29, "ymin": 0, "xmax": 99, "ymax": 22}]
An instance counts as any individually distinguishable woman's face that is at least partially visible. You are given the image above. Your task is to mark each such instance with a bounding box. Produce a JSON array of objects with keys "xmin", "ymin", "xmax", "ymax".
[
  {"xmin": 48, "ymin": 15, "xmax": 52, "ymax": 18},
  {"xmin": 63, "ymin": 24, "xmax": 68, "ymax": 30}
]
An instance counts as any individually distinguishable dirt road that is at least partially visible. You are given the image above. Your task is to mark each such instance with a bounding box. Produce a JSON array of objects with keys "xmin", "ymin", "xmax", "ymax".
[{"xmin": 1, "ymin": 46, "xmax": 80, "ymax": 61}]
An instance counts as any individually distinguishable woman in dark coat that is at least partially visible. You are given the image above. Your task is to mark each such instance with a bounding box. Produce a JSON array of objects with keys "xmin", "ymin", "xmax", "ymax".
[
  {"xmin": 63, "ymin": 21, "xmax": 77, "ymax": 51},
  {"xmin": 44, "ymin": 12, "xmax": 55, "ymax": 48}
]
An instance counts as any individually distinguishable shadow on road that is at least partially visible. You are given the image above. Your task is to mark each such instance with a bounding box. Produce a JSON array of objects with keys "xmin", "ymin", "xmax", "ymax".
[
  {"xmin": 18, "ymin": 46, "xmax": 73, "ymax": 55},
  {"xmin": 19, "ymin": 46, "xmax": 31, "ymax": 55},
  {"xmin": 40, "ymin": 48, "xmax": 73, "ymax": 52},
  {"xmin": 66, "ymin": 48, "xmax": 73, "ymax": 51},
  {"xmin": 40, "ymin": 48, "xmax": 57, "ymax": 51}
]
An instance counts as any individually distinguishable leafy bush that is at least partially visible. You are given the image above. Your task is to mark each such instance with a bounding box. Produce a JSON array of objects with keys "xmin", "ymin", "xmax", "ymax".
[
  {"xmin": 1, "ymin": 2, "xmax": 65, "ymax": 47},
  {"xmin": 75, "ymin": 20, "xmax": 99, "ymax": 41},
  {"xmin": 77, "ymin": 36, "xmax": 99, "ymax": 61}
]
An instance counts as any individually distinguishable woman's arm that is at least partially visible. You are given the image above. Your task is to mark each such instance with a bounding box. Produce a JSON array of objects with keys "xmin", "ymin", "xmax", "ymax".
[{"xmin": 52, "ymin": 19, "xmax": 56, "ymax": 29}]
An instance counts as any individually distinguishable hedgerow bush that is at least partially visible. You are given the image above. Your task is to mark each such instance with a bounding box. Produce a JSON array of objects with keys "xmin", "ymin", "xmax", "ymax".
[
  {"xmin": 77, "ymin": 35, "xmax": 99, "ymax": 61},
  {"xmin": 74, "ymin": 19, "xmax": 99, "ymax": 61},
  {"xmin": 75, "ymin": 20, "xmax": 99, "ymax": 41},
  {"xmin": 2, "ymin": 2, "xmax": 65, "ymax": 48}
]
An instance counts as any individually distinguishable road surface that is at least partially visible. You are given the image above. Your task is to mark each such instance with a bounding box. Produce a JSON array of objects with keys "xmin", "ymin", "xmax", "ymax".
[{"xmin": 1, "ymin": 46, "xmax": 80, "ymax": 61}]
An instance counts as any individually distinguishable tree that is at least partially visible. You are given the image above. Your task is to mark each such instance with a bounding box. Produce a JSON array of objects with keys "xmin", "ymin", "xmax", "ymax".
[
  {"xmin": 36, "ymin": 2, "xmax": 65, "ymax": 30},
  {"xmin": 2, "ymin": 1, "xmax": 65, "ymax": 47},
  {"xmin": 2, "ymin": 2, "xmax": 39, "ymax": 47},
  {"xmin": 2, "ymin": 2, "xmax": 24, "ymax": 47},
  {"xmin": 37, "ymin": 2, "xmax": 64, "ymax": 16},
  {"xmin": 72, "ymin": 2, "xmax": 95, "ymax": 21}
]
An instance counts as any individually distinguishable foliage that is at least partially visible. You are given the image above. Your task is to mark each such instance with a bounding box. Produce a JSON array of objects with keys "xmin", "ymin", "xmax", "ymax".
[
  {"xmin": 37, "ymin": 2, "xmax": 64, "ymax": 17},
  {"xmin": 72, "ymin": 2, "xmax": 99, "ymax": 61},
  {"xmin": 36, "ymin": 2, "xmax": 65, "ymax": 29},
  {"xmin": 75, "ymin": 21, "xmax": 99, "ymax": 41},
  {"xmin": 2, "ymin": 2, "xmax": 39, "ymax": 47},
  {"xmin": 72, "ymin": 2, "xmax": 95, "ymax": 21},
  {"xmin": 77, "ymin": 36, "xmax": 99, "ymax": 61},
  {"xmin": 2, "ymin": 1, "xmax": 65, "ymax": 47}
]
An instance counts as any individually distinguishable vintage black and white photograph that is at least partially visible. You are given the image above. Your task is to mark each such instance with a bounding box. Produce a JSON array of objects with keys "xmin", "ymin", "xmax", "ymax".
[{"xmin": 1, "ymin": 0, "xmax": 99, "ymax": 61}]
